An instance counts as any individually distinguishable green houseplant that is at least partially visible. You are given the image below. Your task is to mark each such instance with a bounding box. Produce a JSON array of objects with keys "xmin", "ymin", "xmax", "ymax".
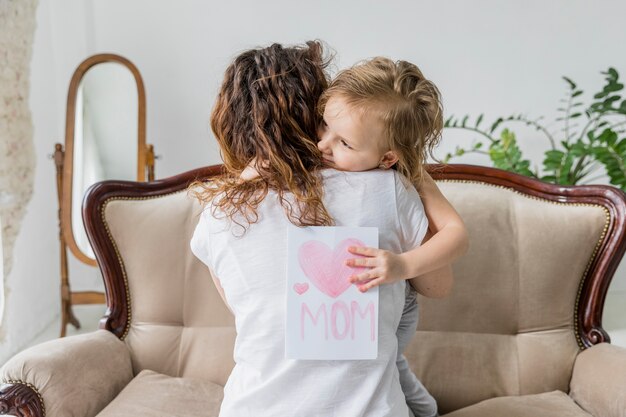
[{"xmin": 444, "ymin": 68, "xmax": 626, "ymax": 191}]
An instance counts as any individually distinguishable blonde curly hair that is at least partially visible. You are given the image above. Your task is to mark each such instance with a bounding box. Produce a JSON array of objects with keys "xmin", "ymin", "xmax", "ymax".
[{"xmin": 319, "ymin": 57, "xmax": 443, "ymax": 187}]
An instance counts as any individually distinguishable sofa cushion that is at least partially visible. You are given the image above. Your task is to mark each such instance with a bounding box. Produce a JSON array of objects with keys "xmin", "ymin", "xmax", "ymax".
[
  {"xmin": 96, "ymin": 369, "xmax": 223, "ymax": 417},
  {"xmin": 441, "ymin": 390, "xmax": 591, "ymax": 417}
]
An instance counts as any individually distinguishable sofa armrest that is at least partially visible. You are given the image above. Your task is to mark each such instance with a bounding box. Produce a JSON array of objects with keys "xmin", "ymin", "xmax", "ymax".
[
  {"xmin": 0, "ymin": 330, "xmax": 133, "ymax": 417},
  {"xmin": 569, "ymin": 342, "xmax": 626, "ymax": 417}
]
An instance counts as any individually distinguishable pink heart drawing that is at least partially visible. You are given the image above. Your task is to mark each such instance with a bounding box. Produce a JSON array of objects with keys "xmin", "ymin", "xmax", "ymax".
[
  {"xmin": 298, "ymin": 238, "xmax": 367, "ymax": 298},
  {"xmin": 293, "ymin": 282, "xmax": 309, "ymax": 295}
]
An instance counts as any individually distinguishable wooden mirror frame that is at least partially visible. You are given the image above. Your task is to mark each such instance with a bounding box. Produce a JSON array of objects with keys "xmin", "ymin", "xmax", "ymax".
[
  {"xmin": 62, "ymin": 53, "xmax": 147, "ymax": 266},
  {"xmin": 53, "ymin": 53, "xmax": 154, "ymax": 337}
]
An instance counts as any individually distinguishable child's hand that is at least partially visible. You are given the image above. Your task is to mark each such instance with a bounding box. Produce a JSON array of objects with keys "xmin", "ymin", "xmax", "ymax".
[{"xmin": 345, "ymin": 246, "xmax": 409, "ymax": 292}]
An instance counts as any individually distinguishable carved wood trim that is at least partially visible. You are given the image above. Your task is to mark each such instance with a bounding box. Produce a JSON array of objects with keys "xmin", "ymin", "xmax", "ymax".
[
  {"xmin": 428, "ymin": 164, "xmax": 626, "ymax": 348},
  {"xmin": 83, "ymin": 163, "xmax": 626, "ymax": 348},
  {"xmin": 0, "ymin": 381, "xmax": 45, "ymax": 417},
  {"xmin": 82, "ymin": 164, "xmax": 223, "ymax": 339}
]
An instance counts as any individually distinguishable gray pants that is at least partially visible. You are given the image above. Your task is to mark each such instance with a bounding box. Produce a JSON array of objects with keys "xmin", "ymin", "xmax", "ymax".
[{"xmin": 397, "ymin": 283, "xmax": 438, "ymax": 417}]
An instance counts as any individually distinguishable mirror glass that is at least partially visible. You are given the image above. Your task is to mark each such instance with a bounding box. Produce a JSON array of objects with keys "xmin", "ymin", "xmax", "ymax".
[{"xmin": 71, "ymin": 62, "xmax": 138, "ymax": 257}]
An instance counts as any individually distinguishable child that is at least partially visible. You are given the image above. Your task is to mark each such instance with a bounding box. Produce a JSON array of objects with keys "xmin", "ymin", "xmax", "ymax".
[{"xmin": 316, "ymin": 57, "xmax": 469, "ymax": 417}]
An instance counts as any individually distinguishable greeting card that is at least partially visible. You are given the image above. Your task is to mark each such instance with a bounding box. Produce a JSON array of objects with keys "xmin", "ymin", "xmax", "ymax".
[{"xmin": 286, "ymin": 226, "xmax": 379, "ymax": 360}]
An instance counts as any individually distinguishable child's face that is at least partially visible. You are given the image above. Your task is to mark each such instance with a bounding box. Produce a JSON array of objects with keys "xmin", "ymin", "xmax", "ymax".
[{"xmin": 317, "ymin": 96, "xmax": 396, "ymax": 172}]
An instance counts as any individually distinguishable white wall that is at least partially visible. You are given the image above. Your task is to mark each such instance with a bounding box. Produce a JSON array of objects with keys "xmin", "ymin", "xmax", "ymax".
[
  {"xmin": 89, "ymin": 0, "xmax": 626, "ymax": 293},
  {"xmin": 3, "ymin": 0, "xmax": 626, "ymax": 363}
]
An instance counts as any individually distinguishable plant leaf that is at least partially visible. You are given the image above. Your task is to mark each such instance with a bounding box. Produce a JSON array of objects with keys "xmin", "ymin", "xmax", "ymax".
[
  {"xmin": 488, "ymin": 129, "xmax": 534, "ymax": 177},
  {"xmin": 590, "ymin": 133, "xmax": 626, "ymax": 191},
  {"xmin": 489, "ymin": 117, "xmax": 504, "ymax": 134},
  {"xmin": 563, "ymin": 76, "xmax": 576, "ymax": 89}
]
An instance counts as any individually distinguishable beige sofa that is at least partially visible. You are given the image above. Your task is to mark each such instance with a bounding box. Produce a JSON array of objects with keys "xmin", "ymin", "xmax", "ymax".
[{"xmin": 2, "ymin": 164, "xmax": 626, "ymax": 417}]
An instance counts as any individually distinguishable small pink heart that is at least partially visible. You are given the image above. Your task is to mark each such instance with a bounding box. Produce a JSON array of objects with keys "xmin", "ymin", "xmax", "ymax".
[
  {"xmin": 298, "ymin": 238, "xmax": 367, "ymax": 298},
  {"xmin": 293, "ymin": 282, "xmax": 309, "ymax": 295}
]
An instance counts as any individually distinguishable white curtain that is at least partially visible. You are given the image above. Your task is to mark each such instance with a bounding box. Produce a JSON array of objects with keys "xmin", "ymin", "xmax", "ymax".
[
  {"xmin": 0, "ymin": 0, "xmax": 38, "ymax": 329},
  {"xmin": 0, "ymin": 214, "xmax": 4, "ymax": 324}
]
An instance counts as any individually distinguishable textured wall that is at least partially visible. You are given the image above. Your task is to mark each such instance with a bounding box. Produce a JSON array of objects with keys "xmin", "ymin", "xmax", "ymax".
[{"xmin": 0, "ymin": 0, "xmax": 38, "ymax": 325}]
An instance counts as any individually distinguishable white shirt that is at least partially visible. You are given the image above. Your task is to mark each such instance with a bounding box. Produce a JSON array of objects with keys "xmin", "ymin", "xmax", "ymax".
[{"xmin": 191, "ymin": 169, "xmax": 428, "ymax": 417}]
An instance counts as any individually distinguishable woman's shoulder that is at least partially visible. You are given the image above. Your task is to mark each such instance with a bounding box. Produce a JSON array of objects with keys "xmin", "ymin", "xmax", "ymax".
[
  {"xmin": 319, "ymin": 168, "xmax": 397, "ymax": 182},
  {"xmin": 320, "ymin": 168, "xmax": 411, "ymax": 191}
]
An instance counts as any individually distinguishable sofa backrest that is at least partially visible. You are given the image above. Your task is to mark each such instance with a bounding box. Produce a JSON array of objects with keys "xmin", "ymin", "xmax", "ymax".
[
  {"xmin": 405, "ymin": 178, "xmax": 609, "ymax": 413},
  {"xmin": 101, "ymin": 189, "xmax": 235, "ymax": 386},
  {"xmin": 83, "ymin": 164, "xmax": 626, "ymax": 412}
]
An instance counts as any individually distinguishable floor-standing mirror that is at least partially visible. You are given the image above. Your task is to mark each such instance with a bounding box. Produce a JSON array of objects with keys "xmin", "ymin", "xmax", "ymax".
[{"xmin": 53, "ymin": 53, "xmax": 156, "ymax": 337}]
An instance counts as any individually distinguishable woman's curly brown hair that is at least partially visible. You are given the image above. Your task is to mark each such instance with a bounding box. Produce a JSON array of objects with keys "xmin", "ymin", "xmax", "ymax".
[{"xmin": 190, "ymin": 41, "xmax": 334, "ymax": 231}]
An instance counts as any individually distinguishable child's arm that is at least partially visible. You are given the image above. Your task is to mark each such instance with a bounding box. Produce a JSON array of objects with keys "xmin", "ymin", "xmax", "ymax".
[
  {"xmin": 406, "ymin": 172, "xmax": 468, "ymax": 297},
  {"xmin": 346, "ymin": 172, "xmax": 468, "ymax": 297},
  {"xmin": 406, "ymin": 228, "xmax": 455, "ymax": 298}
]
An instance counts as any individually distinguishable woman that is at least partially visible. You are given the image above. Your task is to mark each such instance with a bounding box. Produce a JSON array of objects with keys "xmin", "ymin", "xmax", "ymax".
[{"xmin": 190, "ymin": 41, "xmax": 459, "ymax": 417}]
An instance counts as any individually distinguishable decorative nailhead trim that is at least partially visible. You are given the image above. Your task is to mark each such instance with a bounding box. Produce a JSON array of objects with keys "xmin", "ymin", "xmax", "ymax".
[
  {"xmin": 101, "ymin": 189, "xmax": 190, "ymax": 340},
  {"xmin": 437, "ymin": 179, "xmax": 610, "ymax": 350},
  {"xmin": 1, "ymin": 380, "xmax": 45, "ymax": 417}
]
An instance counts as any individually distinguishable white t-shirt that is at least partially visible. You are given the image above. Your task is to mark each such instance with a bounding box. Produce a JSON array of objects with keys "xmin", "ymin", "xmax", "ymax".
[{"xmin": 191, "ymin": 168, "xmax": 428, "ymax": 417}]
